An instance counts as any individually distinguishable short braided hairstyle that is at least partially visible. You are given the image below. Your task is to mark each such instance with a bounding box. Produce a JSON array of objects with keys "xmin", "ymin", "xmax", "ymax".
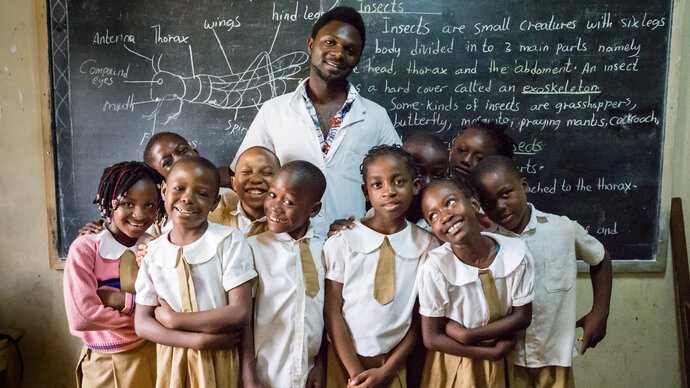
[
  {"xmin": 360, "ymin": 144, "xmax": 417, "ymax": 184},
  {"xmin": 94, "ymin": 161, "xmax": 165, "ymax": 222}
]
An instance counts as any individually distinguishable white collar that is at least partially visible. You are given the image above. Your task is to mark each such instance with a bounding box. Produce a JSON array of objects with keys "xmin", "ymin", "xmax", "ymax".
[
  {"xmin": 431, "ymin": 232, "xmax": 527, "ymax": 286},
  {"xmin": 88, "ymin": 229, "xmax": 151, "ymax": 260},
  {"xmin": 416, "ymin": 218, "xmax": 433, "ymax": 233},
  {"xmin": 485, "ymin": 203, "xmax": 546, "ymax": 237},
  {"xmin": 230, "ymin": 201, "xmax": 267, "ymax": 223},
  {"xmin": 273, "ymin": 225, "xmax": 318, "ymax": 245},
  {"xmin": 146, "ymin": 222, "xmax": 237, "ymax": 268},
  {"xmin": 342, "ymin": 220, "xmax": 432, "ymax": 259}
]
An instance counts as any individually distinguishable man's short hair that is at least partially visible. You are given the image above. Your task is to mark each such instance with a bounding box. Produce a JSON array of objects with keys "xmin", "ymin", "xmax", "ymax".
[{"xmin": 311, "ymin": 6, "xmax": 366, "ymax": 52}]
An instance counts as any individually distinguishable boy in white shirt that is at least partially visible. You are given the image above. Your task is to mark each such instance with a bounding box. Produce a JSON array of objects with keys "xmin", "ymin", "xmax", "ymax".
[
  {"xmin": 471, "ymin": 156, "xmax": 612, "ymax": 388},
  {"xmin": 209, "ymin": 146, "xmax": 281, "ymax": 237},
  {"xmin": 246, "ymin": 160, "xmax": 328, "ymax": 387}
]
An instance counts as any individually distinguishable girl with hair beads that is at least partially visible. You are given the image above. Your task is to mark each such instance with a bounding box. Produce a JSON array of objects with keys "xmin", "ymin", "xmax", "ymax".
[
  {"xmin": 323, "ymin": 145, "xmax": 439, "ymax": 388},
  {"xmin": 63, "ymin": 161, "xmax": 165, "ymax": 388},
  {"xmin": 418, "ymin": 178, "xmax": 534, "ymax": 388},
  {"xmin": 79, "ymin": 131, "xmax": 198, "ymax": 237}
]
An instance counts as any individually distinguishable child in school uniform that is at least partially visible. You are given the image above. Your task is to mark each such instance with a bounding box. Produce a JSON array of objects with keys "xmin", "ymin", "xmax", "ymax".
[
  {"xmin": 134, "ymin": 157, "xmax": 257, "ymax": 388},
  {"xmin": 470, "ymin": 156, "xmax": 612, "ymax": 388},
  {"xmin": 323, "ymin": 145, "xmax": 439, "ymax": 388},
  {"xmin": 403, "ymin": 133, "xmax": 450, "ymax": 234},
  {"xmin": 327, "ymin": 133, "xmax": 448, "ymax": 237},
  {"xmin": 245, "ymin": 160, "xmax": 328, "ymax": 387},
  {"xmin": 79, "ymin": 131, "xmax": 233, "ymax": 237},
  {"xmin": 208, "ymin": 146, "xmax": 280, "ymax": 237},
  {"xmin": 63, "ymin": 161, "xmax": 165, "ymax": 388},
  {"xmin": 400, "ymin": 133, "xmax": 449, "ymax": 386},
  {"xmin": 418, "ymin": 178, "xmax": 534, "ymax": 388}
]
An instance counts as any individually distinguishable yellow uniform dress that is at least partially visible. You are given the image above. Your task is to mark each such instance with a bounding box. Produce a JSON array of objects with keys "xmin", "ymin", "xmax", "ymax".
[
  {"xmin": 322, "ymin": 221, "xmax": 438, "ymax": 388},
  {"xmin": 135, "ymin": 223, "xmax": 258, "ymax": 388},
  {"xmin": 418, "ymin": 233, "xmax": 534, "ymax": 388}
]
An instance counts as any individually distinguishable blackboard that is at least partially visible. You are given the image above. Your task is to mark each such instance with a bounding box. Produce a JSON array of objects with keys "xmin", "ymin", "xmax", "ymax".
[{"xmin": 48, "ymin": 0, "xmax": 674, "ymax": 269}]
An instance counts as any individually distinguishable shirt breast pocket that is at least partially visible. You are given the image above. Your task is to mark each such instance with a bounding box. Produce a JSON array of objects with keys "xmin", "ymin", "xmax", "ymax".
[
  {"xmin": 543, "ymin": 252, "xmax": 575, "ymax": 293},
  {"xmin": 340, "ymin": 147, "xmax": 367, "ymax": 183}
]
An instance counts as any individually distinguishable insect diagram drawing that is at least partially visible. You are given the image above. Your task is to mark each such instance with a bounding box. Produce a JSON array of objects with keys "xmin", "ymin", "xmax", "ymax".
[{"xmin": 121, "ymin": 23, "xmax": 308, "ymax": 138}]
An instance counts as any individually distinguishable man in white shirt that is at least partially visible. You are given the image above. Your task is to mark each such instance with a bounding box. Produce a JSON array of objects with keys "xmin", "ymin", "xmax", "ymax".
[{"xmin": 231, "ymin": 6, "xmax": 401, "ymax": 237}]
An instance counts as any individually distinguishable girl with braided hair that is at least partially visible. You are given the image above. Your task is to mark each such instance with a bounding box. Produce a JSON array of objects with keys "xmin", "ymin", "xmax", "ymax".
[{"xmin": 63, "ymin": 161, "xmax": 163, "ymax": 388}]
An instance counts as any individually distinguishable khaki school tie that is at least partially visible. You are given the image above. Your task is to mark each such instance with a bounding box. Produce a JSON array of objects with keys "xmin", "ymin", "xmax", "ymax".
[
  {"xmin": 119, "ymin": 249, "xmax": 138, "ymax": 294},
  {"xmin": 175, "ymin": 249, "xmax": 199, "ymax": 313},
  {"xmin": 478, "ymin": 270, "xmax": 502, "ymax": 323},
  {"xmin": 373, "ymin": 237, "xmax": 396, "ymax": 306},
  {"xmin": 245, "ymin": 221, "xmax": 268, "ymax": 238},
  {"xmin": 299, "ymin": 239, "xmax": 320, "ymax": 298}
]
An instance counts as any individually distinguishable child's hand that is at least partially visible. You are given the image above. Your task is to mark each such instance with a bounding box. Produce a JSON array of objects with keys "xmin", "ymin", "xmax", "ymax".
[
  {"xmin": 78, "ymin": 220, "xmax": 104, "ymax": 235},
  {"xmin": 348, "ymin": 367, "xmax": 388, "ymax": 388},
  {"xmin": 136, "ymin": 243, "xmax": 149, "ymax": 267},
  {"xmin": 492, "ymin": 338, "xmax": 517, "ymax": 360},
  {"xmin": 196, "ymin": 331, "xmax": 243, "ymax": 350},
  {"xmin": 305, "ymin": 360, "xmax": 326, "ymax": 388},
  {"xmin": 576, "ymin": 309, "xmax": 608, "ymax": 354},
  {"xmin": 154, "ymin": 298, "xmax": 178, "ymax": 329},
  {"xmin": 97, "ymin": 289, "xmax": 126, "ymax": 310},
  {"xmin": 328, "ymin": 216, "xmax": 356, "ymax": 237}
]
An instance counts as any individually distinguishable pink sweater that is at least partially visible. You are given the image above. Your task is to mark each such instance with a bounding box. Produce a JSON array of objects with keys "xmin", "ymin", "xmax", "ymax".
[{"xmin": 63, "ymin": 232, "xmax": 141, "ymax": 353}]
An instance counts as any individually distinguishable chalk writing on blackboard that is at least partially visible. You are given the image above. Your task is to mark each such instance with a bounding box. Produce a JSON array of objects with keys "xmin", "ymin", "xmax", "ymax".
[{"xmin": 48, "ymin": 0, "xmax": 672, "ymax": 267}]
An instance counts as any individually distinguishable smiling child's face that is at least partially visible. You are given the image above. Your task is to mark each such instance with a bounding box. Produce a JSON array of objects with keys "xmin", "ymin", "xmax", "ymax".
[
  {"xmin": 108, "ymin": 178, "xmax": 159, "ymax": 246},
  {"xmin": 264, "ymin": 170, "xmax": 320, "ymax": 240},
  {"xmin": 231, "ymin": 147, "xmax": 280, "ymax": 216},
  {"xmin": 147, "ymin": 135, "xmax": 198, "ymax": 178},
  {"xmin": 422, "ymin": 181, "xmax": 481, "ymax": 245},
  {"xmin": 161, "ymin": 161, "xmax": 220, "ymax": 233}
]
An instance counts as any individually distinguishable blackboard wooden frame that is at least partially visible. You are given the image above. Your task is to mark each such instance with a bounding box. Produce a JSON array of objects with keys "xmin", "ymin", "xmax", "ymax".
[
  {"xmin": 40, "ymin": 0, "xmax": 685, "ymax": 272},
  {"xmin": 36, "ymin": 0, "xmax": 63, "ymax": 270}
]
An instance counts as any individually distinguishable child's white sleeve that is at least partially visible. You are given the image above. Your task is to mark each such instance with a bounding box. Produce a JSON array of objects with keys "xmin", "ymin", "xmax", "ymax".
[
  {"xmin": 511, "ymin": 249, "xmax": 535, "ymax": 307},
  {"xmin": 417, "ymin": 262, "xmax": 449, "ymax": 318},
  {"xmin": 221, "ymin": 230, "xmax": 258, "ymax": 291},
  {"xmin": 572, "ymin": 221, "xmax": 606, "ymax": 265},
  {"xmin": 323, "ymin": 236, "xmax": 346, "ymax": 283},
  {"xmin": 135, "ymin": 256, "xmax": 159, "ymax": 307}
]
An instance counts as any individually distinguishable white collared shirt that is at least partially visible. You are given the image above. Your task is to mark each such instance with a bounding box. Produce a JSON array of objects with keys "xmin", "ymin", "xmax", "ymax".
[
  {"xmin": 145, "ymin": 218, "xmax": 173, "ymax": 239},
  {"xmin": 486, "ymin": 204, "xmax": 605, "ymax": 367},
  {"xmin": 323, "ymin": 220, "xmax": 438, "ymax": 357},
  {"xmin": 231, "ymin": 79, "xmax": 401, "ymax": 237},
  {"xmin": 87, "ymin": 228, "xmax": 152, "ymax": 260},
  {"xmin": 417, "ymin": 232, "xmax": 534, "ymax": 330},
  {"xmin": 247, "ymin": 228, "xmax": 324, "ymax": 388},
  {"xmin": 135, "ymin": 222, "xmax": 257, "ymax": 312},
  {"xmin": 231, "ymin": 200, "xmax": 267, "ymax": 235},
  {"xmin": 416, "ymin": 218, "xmax": 433, "ymax": 234}
]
